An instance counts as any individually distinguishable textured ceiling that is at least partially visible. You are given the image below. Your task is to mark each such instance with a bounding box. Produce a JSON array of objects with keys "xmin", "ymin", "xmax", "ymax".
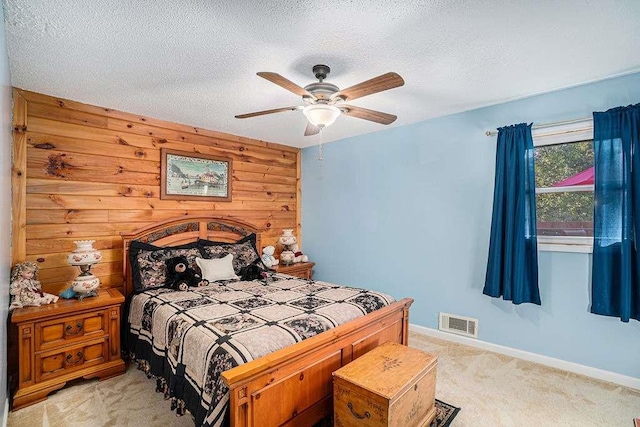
[{"xmin": 3, "ymin": 0, "xmax": 640, "ymax": 148}]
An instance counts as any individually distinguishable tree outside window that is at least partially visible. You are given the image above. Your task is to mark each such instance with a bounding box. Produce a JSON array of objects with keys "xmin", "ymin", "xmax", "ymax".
[{"xmin": 534, "ymin": 140, "xmax": 594, "ymax": 238}]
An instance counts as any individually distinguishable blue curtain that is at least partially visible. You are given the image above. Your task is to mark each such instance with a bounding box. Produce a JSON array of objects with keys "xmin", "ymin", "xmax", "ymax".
[
  {"xmin": 484, "ymin": 123, "xmax": 540, "ymax": 305},
  {"xmin": 591, "ymin": 103, "xmax": 640, "ymax": 322}
]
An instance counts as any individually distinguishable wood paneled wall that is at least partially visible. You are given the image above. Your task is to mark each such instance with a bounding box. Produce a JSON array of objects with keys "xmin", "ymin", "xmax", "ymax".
[{"xmin": 11, "ymin": 89, "xmax": 300, "ymax": 295}]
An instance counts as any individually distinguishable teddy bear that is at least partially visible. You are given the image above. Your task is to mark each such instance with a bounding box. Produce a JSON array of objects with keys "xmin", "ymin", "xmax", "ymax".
[
  {"xmin": 290, "ymin": 244, "xmax": 308, "ymax": 263},
  {"xmin": 165, "ymin": 256, "xmax": 208, "ymax": 291},
  {"xmin": 260, "ymin": 246, "xmax": 279, "ymax": 268},
  {"xmin": 239, "ymin": 260, "xmax": 268, "ymax": 281}
]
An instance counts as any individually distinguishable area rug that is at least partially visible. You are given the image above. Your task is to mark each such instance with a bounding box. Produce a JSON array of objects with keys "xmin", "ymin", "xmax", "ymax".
[
  {"xmin": 313, "ymin": 398, "xmax": 460, "ymax": 427},
  {"xmin": 433, "ymin": 398, "xmax": 461, "ymax": 427}
]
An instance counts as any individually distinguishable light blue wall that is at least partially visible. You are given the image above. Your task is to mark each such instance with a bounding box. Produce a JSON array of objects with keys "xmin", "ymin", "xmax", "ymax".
[
  {"xmin": 302, "ymin": 72, "xmax": 640, "ymax": 379},
  {"xmin": 0, "ymin": 4, "xmax": 12, "ymax": 417},
  {"xmin": 0, "ymin": 3, "xmax": 11, "ymax": 416}
]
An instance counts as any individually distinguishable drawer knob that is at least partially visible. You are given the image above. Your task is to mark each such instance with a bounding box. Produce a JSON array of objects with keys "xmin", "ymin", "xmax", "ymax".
[
  {"xmin": 66, "ymin": 351, "xmax": 84, "ymax": 365},
  {"xmin": 65, "ymin": 322, "xmax": 84, "ymax": 336},
  {"xmin": 347, "ymin": 402, "xmax": 370, "ymax": 420}
]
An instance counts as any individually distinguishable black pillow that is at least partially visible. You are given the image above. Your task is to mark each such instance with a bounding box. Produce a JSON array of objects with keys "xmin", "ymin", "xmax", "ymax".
[
  {"xmin": 129, "ymin": 240, "xmax": 201, "ymax": 292},
  {"xmin": 197, "ymin": 233, "xmax": 257, "ymax": 247},
  {"xmin": 197, "ymin": 234, "xmax": 265, "ymax": 274}
]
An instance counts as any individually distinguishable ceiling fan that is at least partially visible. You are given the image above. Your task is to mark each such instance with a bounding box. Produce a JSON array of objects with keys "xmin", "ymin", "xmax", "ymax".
[{"xmin": 235, "ymin": 64, "xmax": 405, "ymax": 136}]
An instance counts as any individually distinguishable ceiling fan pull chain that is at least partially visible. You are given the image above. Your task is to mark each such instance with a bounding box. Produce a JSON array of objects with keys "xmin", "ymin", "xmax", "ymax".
[{"xmin": 317, "ymin": 129, "xmax": 324, "ymax": 162}]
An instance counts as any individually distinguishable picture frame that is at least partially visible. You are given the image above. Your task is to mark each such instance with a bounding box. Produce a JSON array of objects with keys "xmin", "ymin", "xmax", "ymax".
[{"xmin": 160, "ymin": 148, "xmax": 232, "ymax": 201}]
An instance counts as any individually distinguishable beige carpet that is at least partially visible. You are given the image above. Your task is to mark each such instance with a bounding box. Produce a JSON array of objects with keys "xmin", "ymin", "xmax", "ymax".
[
  {"xmin": 7, "ymin": 331, "xmax": 640, "ymax": 426},
  {"xmin": 410, "ymin": 332, "xmax": 640, "ymax": 426}
]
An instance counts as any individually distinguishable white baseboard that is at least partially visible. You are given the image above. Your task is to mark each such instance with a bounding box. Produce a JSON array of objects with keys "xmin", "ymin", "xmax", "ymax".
[
  {"xmin": 410, "ymin": 323, "xmax": 640, "ymax": 391},
  {"xmin": 2, "ymin": 397, "xmax": 7, "ymax": 427}
]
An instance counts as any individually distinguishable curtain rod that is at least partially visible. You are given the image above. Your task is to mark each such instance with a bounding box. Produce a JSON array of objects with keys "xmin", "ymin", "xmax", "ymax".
[{"xmin": 485, "ymin": 116, "xmax": 592, "ymax": 136}]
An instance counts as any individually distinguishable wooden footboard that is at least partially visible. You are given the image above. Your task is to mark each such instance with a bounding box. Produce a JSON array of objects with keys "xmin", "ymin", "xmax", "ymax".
[{"xmin": 222, "ymin": 298, "xmax": 413, "ymax": 427}]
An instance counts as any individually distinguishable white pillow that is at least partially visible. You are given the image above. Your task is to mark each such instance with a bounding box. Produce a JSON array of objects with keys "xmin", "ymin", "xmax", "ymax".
[{"xmin": 196, "ymin": 255, "xmax": 239, "ymax": 282}]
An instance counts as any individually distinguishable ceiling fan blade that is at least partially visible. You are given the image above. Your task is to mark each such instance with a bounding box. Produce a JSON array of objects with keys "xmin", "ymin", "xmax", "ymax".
[
  {"xmin": 341, "ymin": 105, "xmax": 397, "ymax": 125},
  {"xmin": 257, "ymin": 72, "xmax": 317, "ymax": 100},
  {"xmin": 235, "ymin": 106, "xmax": 302, "ymax": 119},
  {"xmin": 331, "ymin": 72, "xmax": 404, "ymax": 102},
  {"xmin": 304, "ymin": 122, "xmax": 321, "ymax": 136}
]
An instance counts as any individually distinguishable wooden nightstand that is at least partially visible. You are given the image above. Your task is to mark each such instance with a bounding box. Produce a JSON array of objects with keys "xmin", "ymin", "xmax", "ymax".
[
  {"xmin": 273, "ymin": 261, "xmax": 315, "ymax": 280},
  {"xmin": 9, "ymin": 288, "xmax": 126, "ymax": 410}
]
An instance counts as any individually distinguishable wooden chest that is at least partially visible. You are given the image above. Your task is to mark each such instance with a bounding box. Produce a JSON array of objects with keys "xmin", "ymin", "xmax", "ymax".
[{"xmin": 332, "ymin": 342, "xmax": 437, "ymax": 427}]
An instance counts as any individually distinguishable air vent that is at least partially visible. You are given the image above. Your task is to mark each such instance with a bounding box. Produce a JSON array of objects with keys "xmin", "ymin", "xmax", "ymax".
[{"xmin": 439, "ymin": 312, "xmax": 478, "ymax": 338}]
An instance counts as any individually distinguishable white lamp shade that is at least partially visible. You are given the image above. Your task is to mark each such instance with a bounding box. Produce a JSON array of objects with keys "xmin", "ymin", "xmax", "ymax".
[
  {"xmin": 67, "ymin": 240, "xmax": 102, "ymax": 266},
  {"xmin": 303, "ymin": 104, "xmax": 341, "ymax": 128}
]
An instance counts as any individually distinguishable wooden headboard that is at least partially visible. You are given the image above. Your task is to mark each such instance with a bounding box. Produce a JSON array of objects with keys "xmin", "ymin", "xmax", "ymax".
[{"xmin": 120, "ymin": 216, "xmax": 262, "ymax": 299}]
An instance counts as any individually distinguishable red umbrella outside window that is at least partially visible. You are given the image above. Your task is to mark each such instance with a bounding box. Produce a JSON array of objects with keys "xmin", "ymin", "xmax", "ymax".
[{"xmin": 552, "ymin": 166, "xmax": 594, "ymax": 187}]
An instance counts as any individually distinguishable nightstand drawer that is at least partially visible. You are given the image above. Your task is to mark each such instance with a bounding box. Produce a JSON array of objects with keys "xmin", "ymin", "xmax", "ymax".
[
  {"xmin": 35, "ymin": 338, "xmax": 109, "ymax": 383},
  {"xmin": 36, "ymin": 310, "xmax": 107, "ymax": 352}
]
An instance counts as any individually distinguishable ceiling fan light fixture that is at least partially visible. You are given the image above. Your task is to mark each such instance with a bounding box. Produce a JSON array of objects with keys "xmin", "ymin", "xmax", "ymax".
[{"xmin": 303, "ymin": 104, "xmax": 341, "ymax": 128}]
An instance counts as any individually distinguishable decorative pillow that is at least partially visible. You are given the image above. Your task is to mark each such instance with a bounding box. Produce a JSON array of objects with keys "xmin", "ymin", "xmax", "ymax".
[
  {"xmin": 129, "ymin": 240, "xmax": 201, "ymax": 292},
  {"xmin": 196, "ymin": 255, "xmax": 239, "ymax": 282},
  {"xmin": 198, "ymin": 234, "xmax": 263, "ymax": 274}
]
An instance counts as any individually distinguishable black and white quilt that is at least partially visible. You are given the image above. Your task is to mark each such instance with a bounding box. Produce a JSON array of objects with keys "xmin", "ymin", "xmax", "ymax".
[{"xmin": 126, "ymin": 273, "xmax": 395, "ymax": 427}]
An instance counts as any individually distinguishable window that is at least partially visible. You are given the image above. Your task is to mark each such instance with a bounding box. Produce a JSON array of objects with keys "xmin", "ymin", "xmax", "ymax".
[{"xmin": 533, "ymin": 120, "xmax": 594, "ymax": 252}]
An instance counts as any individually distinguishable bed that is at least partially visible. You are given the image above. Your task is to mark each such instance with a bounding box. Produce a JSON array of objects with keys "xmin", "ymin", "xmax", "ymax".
[{"xmin": 121, "ymin": 216, "xmax": 413, "ymax": 427}]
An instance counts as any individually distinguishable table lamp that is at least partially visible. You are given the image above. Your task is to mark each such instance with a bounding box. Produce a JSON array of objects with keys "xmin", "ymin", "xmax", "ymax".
[{"xmin": 67, "ymin": 240, "xmax": 102, "ymax": 299}]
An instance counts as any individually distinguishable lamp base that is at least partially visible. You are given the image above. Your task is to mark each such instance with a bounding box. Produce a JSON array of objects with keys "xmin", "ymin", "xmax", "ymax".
[
  {"xmin": 75, "ymin": 290, "xmax": 99, "ymax": 300},
  {"xmin": 280, "ymin": 250, "xmax": 295, "ymax": 265},
  {"xmin": 71, "ymin": 272, "xmax": 100, "ymax": 299}
]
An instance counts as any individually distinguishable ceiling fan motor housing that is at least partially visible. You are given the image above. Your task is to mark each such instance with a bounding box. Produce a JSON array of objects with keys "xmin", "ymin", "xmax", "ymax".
[
  {"xmin": 303, "ymin": 64, "xmax": 339, "ymax": 101},
  {"xmin": 303, "ymin": 81, "xmax": 339, "ymax": 102}
]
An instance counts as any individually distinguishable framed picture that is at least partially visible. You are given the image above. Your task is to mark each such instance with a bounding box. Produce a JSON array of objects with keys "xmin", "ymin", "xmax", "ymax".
[{"xmin": 160, "ymin": 148, "xmax": 232, "ymax": 201}]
